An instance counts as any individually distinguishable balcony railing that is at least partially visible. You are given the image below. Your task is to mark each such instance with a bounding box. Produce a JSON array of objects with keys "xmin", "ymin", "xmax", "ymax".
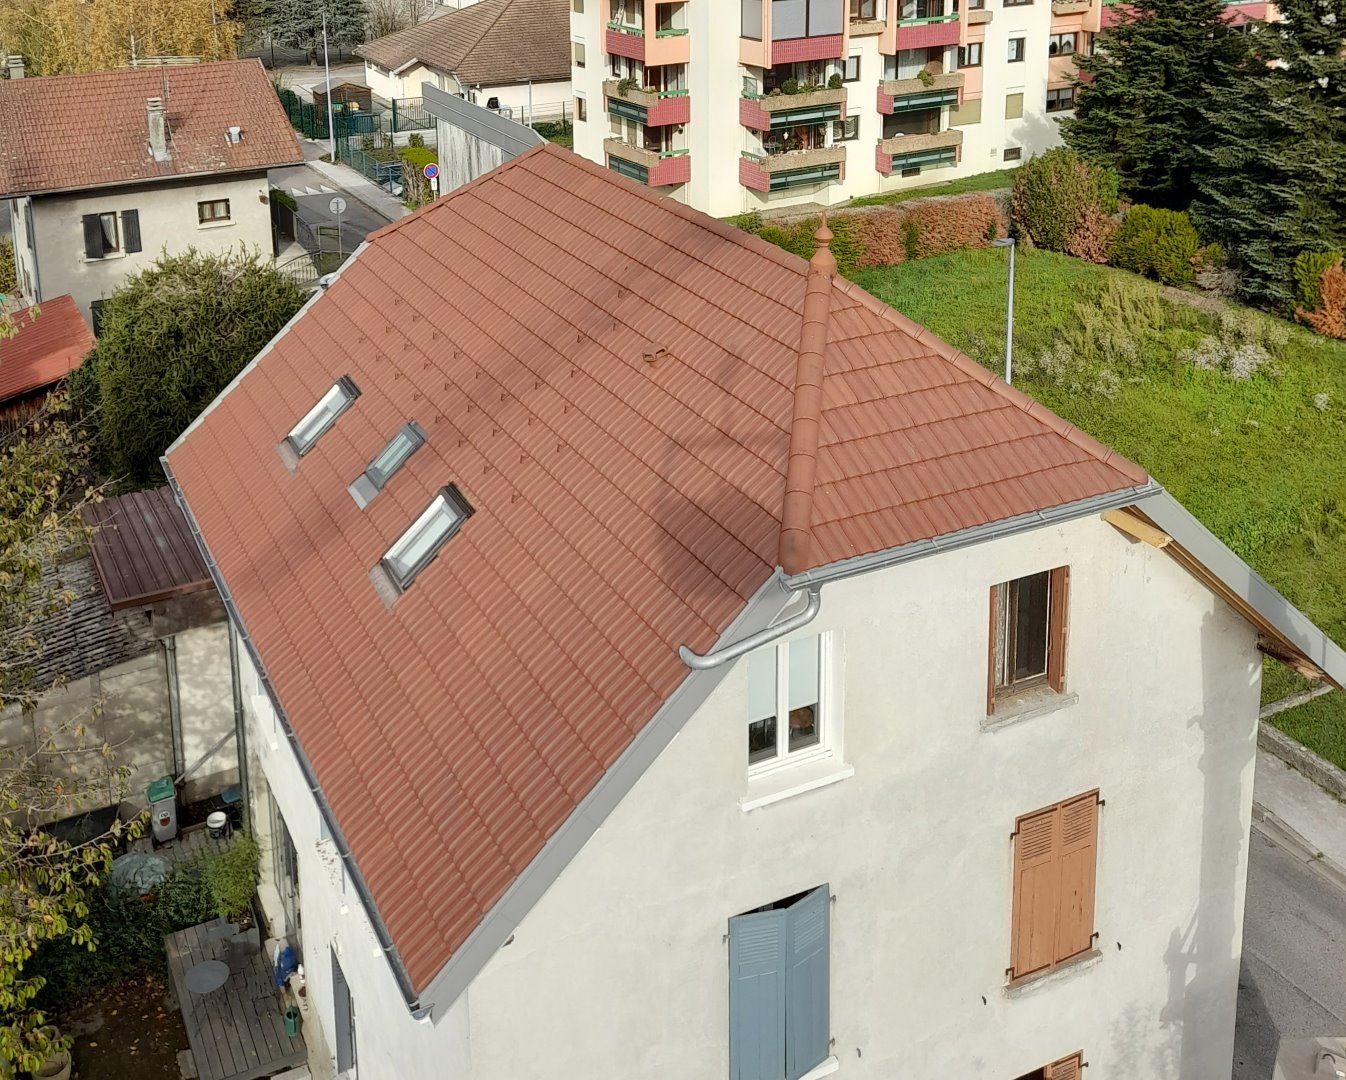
[
  {"xmin": 606, "ymin": 19, "xmax": 644, "ymax": 34},
  {"xmin": 604, "ymin": 80, "xmax": 691, "ymax": 126},
  {"xmin": 879, "ymin": 71, "xmax": 964, "ymax": 113},
  {"xmin": 747, "ymin": 144, "xmax": 848, "ymax": 173},
  {"xmin": 606, "ymin": 139, "xmax": 691, "ymax": 186},
  {"xmin": 879, "ymin": 128, "xmax": 963, "ymax": 156},
  {"xmin": 893, "ymin": 12, "xmax": 962, "ymax": 50}
]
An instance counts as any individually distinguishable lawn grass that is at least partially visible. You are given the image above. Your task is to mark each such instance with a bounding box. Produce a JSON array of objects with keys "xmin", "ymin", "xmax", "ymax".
[
  {"xmin": 844, "ymin": 167, "xmax": 1018, "ymax": 209},
  {"xmin": 851, "ymin": 249, "xmax": 1346, "ymax": 753}
]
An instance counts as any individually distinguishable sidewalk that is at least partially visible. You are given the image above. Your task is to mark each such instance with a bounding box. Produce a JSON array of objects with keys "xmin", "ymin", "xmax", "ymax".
[
  {"xmin": 1254, "ymin": 747, "xmax": 1346, "ymax": 891},
  {"xmin": 305, "ymin": 153, "xmax": 409, "ymax": 225}
]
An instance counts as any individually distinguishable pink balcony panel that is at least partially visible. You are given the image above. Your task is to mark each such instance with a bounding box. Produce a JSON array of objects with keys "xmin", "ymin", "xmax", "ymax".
[
  {"xmin": 606, "ymin": 28, "xmax": 646, "ymax": 60},
  {"xmin": 648, "ymin": 94, "xmax": 691, "ymax": 127},
  {"xmin": 740, "ymin": 158, "xmax": 770, "ymax": 192},
  {"xmin": 877, "ymin": 88, "xmax": 893, "ymax": 114},
  {"xmin": 876, "ymin": 144, "xmax": 893, "ymax": 176},
  {"xmin": 650, "ymin": 154, "xmax": 691, "ymax": 186},
  {"xmin": 740, "ymin": 97, "xmax": 771, "ymax": 131},
  {"xmin": 771, "ymin": 34, "xmax": 845, "ymax": 64},
  {"xmin": 893, "ymin": 20, "xmax": 961, "ymax": 50}
]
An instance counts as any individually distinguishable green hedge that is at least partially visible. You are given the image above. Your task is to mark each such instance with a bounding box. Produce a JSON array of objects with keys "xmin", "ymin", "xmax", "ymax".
[{"xmin": 1107, "ymin": 205, "xmax": 1200, "ymax": 287}]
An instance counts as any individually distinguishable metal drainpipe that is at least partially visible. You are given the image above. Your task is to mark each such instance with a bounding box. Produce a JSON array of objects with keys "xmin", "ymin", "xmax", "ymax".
[
  {"xmin": 678, "ymin": 584, "xmax": 822, "ymax": 670},
  {"xmin": 228, "ymin": 619, "xmax": 250, "ymax": 826}
]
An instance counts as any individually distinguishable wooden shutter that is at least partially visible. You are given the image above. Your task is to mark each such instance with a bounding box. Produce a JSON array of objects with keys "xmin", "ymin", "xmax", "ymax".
[
  {"xmin": 729, "ymin": 908, "xmax": 788, "ymax": 1080},
  {"xmin": 986, "ymin": 584, "xmax": 999, "ymax": 715},
  {"xmin": 331, "ymin": 949, "xmax": 356, "ymax": 1073},
  {"xmin": 1010, "ymin": 806, "xmax": 1060, "ymax": 979},
  {"xmin": 1055, "ymin": 792, "xmax": 1099, "ymax": 963},
  {"xmin": 81, "ymin": 214, "xmax": 104, "ymax": 259},
  {"xmin": 785, "ymin": 887, "xmax": 829, "ymax": 1080},
  {"xmin": 1045, "ymin": 1052, "xmax": 1083, "ymax": 1080},
  {"xmin": 121, "ymin": 209, "xmax": 142, "ymax": 253},
  {"xmin": 1047, "ymin": 565, "xmax": 1070, "ymax": 693}
]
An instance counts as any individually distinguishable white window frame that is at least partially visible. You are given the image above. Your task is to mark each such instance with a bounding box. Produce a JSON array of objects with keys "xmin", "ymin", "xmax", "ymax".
[
  {"xmin": 746, "ymin": 633, "xmax": 836, "ymax": 779},
  {"xmin": 286, "ymin": 376, "xmax": 359, "ymax": 456},
  {"xmin": 381, "ymin": 486, "xmax": 472, "ymax": 591},
  {"xmin": 1008, "ymin": 37, "xmax": 1026, "ymax": 62}
]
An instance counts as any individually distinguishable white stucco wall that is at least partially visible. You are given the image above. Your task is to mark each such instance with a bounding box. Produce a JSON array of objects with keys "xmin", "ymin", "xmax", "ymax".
[
  {"xmin": 239, "ymin": 510, "xmax": 1260, "ymax": 1080},
  {"xmin": 31, "ymin": 171, "xmax": 274, "ymax": 322}
]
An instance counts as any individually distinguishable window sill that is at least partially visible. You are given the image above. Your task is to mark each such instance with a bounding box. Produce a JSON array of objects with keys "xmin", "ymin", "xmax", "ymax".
[
  {"xmin": 740, "ymin": 759, "xmax": 854, "ymax": 812},
  {"xmin": 197, "ymin": 219, "xmax": 235, "ymax": 230},
  {"xmin": 800, "ymin": 1057, "xmax": 840, "ymax": 1080},
  {"xmin": 85, "ymin": 251, "xmax": 127, "ymax": 262},
  {"xmin": 982, "ymin": 688, "xmax": 1078, "ymax": 733},
  {"xmin": 1004, "ymin": 948, "xmax": 1102, "ymax": 997}
]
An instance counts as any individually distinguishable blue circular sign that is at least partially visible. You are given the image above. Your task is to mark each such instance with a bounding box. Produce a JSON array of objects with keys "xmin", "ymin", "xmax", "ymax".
[{"xmin": 423, "ymin": 163, "xmax": 440, "ymax": 180}]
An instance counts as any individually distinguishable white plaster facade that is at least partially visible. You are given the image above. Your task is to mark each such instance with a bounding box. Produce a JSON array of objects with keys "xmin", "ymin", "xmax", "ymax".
[
  {"xmin": 570, "ymin": 0, "xmax": 1086, "ymax": 216},
  {"xmin": 239, "ymin": 508, "xmax": 1259, "ymax": 1080},
  {"xmin": 363, "ymin": 59, "xmax": 572, "ymax": 124},
  {"xmin": 9, "ymin": 171, "xmax": 274, "ymax": 323}
]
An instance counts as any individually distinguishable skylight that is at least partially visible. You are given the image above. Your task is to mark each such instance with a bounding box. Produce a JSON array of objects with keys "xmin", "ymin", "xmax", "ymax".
[
  {"xmin": 349, "ymin": 422, "xmax": 427, "ymax": 509},
  {"xmin": 382, "ymin": 486, "xmax": 473, "ymax": 591},
  {"xmin": 286, "ymin": 376, "xmax": 360, "ymax": 457}
]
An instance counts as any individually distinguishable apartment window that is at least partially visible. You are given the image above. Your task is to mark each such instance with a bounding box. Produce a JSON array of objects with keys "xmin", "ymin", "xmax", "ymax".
[
  {"xmin": 573, "ymin": 0, "xmax": 584, "ymax": 9},
  {"xmin": 349, "ymin": 422, "xmax": 427, "ymax": 508},
  {"xmin": 967, "ymin": 0, "xmax": 984, "ymax": 8},
  {"xmin": 987, "ymin": 567, "xmax": 1069, "ymax": 712},
  {"xmin": 1004, "ymin": 92, "xmax": 1024, "ymax": 119},
  {"xmin": 576, "ymin": 94, "xmax": 588, "ymax": 121},
  {"xmin": 1004, "ymin": 0, "xmax": 1033, "ymax": 6},
  {"xmin": 728, "ymin": 885, "xmax": 829, "ymax": 1080},
  {"xmin": 1003, "ymin": 146, "xmax": 1022, "ymax": 161},
  {"xmin": 1008, "ymin": 36, "xmax": 1026, "ymax": 61},
  {"xmin": 772, "ymin": 0, "xmax": 845, "ymax": 39},
  {"xmin": 285, "ymin": 376, "xmax": 360, "ymax": 457},
  {"xmin": 743, "ymin": 0, "xmax": 764, "ymax": 39},
  {"xmin": 81, "ymin": 209, "xmax": 140, "ymax": 259},
  {"xmin": 1046, "ymin": 86, "xmax": 1076, "ymax": 112},
  {"xmin": 901, "ymin": 166, "xmax": 921, "ymax": 177},
  {"xmin": 832, "ymin": 116, "xmax": 860, "ymax": 141},
  {"xmin": 1048, "ymin": 32, "xmax": 1076, "ymax": 55},
  {"xmin": 843, "ymin": 54, "xmax": 861, "ymax": 81},
  {"xmin": 1015, "ymin": 1054, "xmax": 1086, "ymax": 1080},
  {"xmin": 950, "ymin": 97, "xmax": 982, "ymax": 125},
  {"xmin": 382, "ymin": 486, "xmax": 474, "ymax": 591},
  {"xmin": 573, "ymin": 40, "xmax": 586, "ymax": 67},
  {"xmin": 331, "ymin": 951, "xmax": 358, "ymax": 1073},
  {"xmin": 746, "ymin": 635, "xmax": 828, "ymax": 772},
  {"xmin": 197, "ymin": 198, "xmax": 231, "ymax": 224},
  {"xmin": 1010, "ymin": 793, "xmax": 1099, "ymax": 982},
  {"xmin": 850, "ymin": 0, "xmax": 878, "ymax": 17},
  {"xmin": 958, "ymin": 41, "xmax": 982, "ymax": 66}
]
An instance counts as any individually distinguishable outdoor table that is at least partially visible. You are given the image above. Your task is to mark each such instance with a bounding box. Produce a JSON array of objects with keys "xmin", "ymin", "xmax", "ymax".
[{"xmin": 184, "ymin": 959, "xmax": 231, "ymax": 996}]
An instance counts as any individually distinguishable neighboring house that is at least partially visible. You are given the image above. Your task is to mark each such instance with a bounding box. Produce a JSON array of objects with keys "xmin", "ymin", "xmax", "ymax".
[
  {"xmin": 0, "ymin": 487, "xmax": 235, "ymax": 820},
  {"xmin": 165, "ymin": 145, "xmax": 1346, "ymax": 1080},
  {"xmin": 570, "ymin": 0, "xmax": 1101, "ymax": 214},
  {"xmin": 358, "ymin": 0, "xmax": 571, "ymax": 121},
  {"xmin": 0, "ymin": 60, "xmax": 303, "ymax": 326},
  {"xmin": 423, "ymin": 83, "xmax": 545, "ymax": 193},
  {"xmin": 0, "ymin": 295, "xmax": 93, "ymax": 423}
]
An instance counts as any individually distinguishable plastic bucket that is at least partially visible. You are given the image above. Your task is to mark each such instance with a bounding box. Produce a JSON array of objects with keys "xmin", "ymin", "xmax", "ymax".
[{"xmin": 207, "ymin": 811, "xmax": 228, "ymax": 839}]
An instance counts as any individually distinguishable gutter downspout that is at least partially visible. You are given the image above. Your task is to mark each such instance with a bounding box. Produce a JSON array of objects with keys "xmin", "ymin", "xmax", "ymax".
[{"xmin": 227, "ymin": 623, "xmax": 250, "ymax": 822}]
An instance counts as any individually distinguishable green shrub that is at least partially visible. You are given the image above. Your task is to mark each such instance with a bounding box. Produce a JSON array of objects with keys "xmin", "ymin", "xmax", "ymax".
[
  {"xmin": 0, "ymin": 236, "xmax": 15, "ymax": 295},
  {"xmin": 781, "ymin": 78, "xmax": 799, "ymax": 95},
  {"xmin": 1294, "ymin": 250, "xmax": 1343, "ymax": 311},
  {"xmin": 203, "ymin": 832, "xmax": 260, "ymax": 922},
  {"xmin": 407, "ymin": 132, "xmax": 425, "ymax": 149},
  {"xmin": 757, "ymin": 218, "xmax": 819, "ymax": 260},
  {"xmin": 269, "ymin": 187, "xmax": 297, "ymax": 212},
  {"xmin": 725, "ymin": 210, "xmax": 764, "ymax": 234},
  {"xmin": 1196, "ymin": 242, "xmax": 1225, "ymax": 270},
  {"xmin": 1010, "ymin": 147, "xmax": 1119, "ymax": 254},
  {"xmin": 1107, "ymin": 205, "xmax": 1201, "ymax": 287},
  {"xmin": 827, "ymin": 73, "xmax": 842, "ymax": 90}
]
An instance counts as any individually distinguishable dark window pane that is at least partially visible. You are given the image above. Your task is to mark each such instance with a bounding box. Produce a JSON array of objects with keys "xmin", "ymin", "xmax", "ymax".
[
  {"xmin": 749, "ymin": 715, "xmax": 778, "ymax": 763},
  {"xmin": 788, "ymin": 705, "xmax": 819, "ymax": 752},
  {"xmin": 1012, "ymin": 571, "xmax": 1050, "ymax": 680}
]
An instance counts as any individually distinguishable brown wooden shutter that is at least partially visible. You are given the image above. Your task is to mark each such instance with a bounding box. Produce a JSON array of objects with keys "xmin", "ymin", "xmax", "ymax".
[
  {"xmin": 1010, "ymin": 806, "xmax": 1060, "ymax": 979},
  {"xmin": 1055, "ymin": 792, "xmax": 1099, "ymax": 963},
  {"xmin": 1047, "ymin": 565, "xmax": 1070, "ymax": 693},
  {"xmin": 1045, "ymin": 1052, "xmax": 1083, "ymax": 1080},
  {"xmin": 987, "ymin": 584, "xmax": 999, "ymax": 715}
]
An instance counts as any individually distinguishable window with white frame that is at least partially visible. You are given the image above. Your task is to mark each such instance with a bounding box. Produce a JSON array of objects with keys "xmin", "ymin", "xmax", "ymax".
[
  {"xmin": 285, "ymin": 376, "xmax": 360, "ymax": 457},
  {"xmin": 1048, "ymin": 32, "xmax": 1076, "ymax": 56},
  {"xmin": 381, "ymin": 486, "xmax": 474, "ymax": 591},
  {"xmin": 746, "ymin": 635, "xmax": 828, "ymax": 771}
]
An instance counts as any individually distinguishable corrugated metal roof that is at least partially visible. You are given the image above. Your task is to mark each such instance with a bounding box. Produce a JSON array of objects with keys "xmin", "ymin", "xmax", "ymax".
[
  {"xmin": 85, "ymin": 487, "xmax": 212, "ymax": 611},
  {"xmin": 0, "ymin": 296, "xmax": 93, "ymax": 404},
  {"xmin": 166, "ymin": 144, "xmax": 1147, "ymax": 995}
]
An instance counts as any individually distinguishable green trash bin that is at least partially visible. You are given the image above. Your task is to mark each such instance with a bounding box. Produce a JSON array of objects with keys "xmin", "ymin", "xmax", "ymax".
[
  {"xmin": 284, "ymin": 1006, "xmax": 300, "ymax": 1038},
  {"xmin": 146, "ymin": 775, "xmax": 177, "ymax": 843}
]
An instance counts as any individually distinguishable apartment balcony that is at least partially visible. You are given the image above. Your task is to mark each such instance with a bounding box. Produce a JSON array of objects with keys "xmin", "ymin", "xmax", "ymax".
[
  {"xmin": 1048, "ymin": 53, "xmax": 1080, "ymax": 83},
  {"xmin": 740, "ymin": 146, "xmax": 847, "ymax": 192},
  {"xmin": 604, "ymin": 139, "xmax": 691, "ymax": 186},
  {"xmin": 876, "ymin": 128, "xmax": 962, "ymax": 173},
  {"xmin": 1051, "ymin": 0, "xmax": 1092, "ymax": 13},
  {"xmin": 606, "ymin": 20, "xmax": 646, "ymax": 61},
  {"xmin": 967, "ymin": 6, "xmax": 993, "ymax": 22},
  {"xmin": 877, "ymin": 71, "xmax": 964, "ymax": 114},
  {"xmin": 850, "ymin": 17, "xmax": 886, "ymax": 37},
  {"xmin": 740, "ymin": 86, "xmax": 847, "ymax": 132},
  {"xmin": 891, "ymin": 13, "xmax": 961, "ymax": 52},
  {"xmin": 604, "ymin": 80, "xmax": 691, "ymax": 127}
]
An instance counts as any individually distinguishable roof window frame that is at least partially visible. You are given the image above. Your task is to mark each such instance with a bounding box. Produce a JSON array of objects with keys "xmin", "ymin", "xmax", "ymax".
[
  {"xmin": 381, "ymin": 485, "xmax": 474, "ymax": 592},
  {"xmin": 349, "ymin": 421, "xmax": 428, "ymax": 508},
  {"xmin": 285, "ymin": 376, "xmax": 361, "ymax": 458}
]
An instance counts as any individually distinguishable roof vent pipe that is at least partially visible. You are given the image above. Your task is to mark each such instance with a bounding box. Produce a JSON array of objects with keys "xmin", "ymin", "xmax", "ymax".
[
  {"xmin": 6, "ymin": 55, "xmax": 24, "ymax": 79},
  {"xmin": 147, "ymin": 97, "xmax": 170, "ymax": 162}
]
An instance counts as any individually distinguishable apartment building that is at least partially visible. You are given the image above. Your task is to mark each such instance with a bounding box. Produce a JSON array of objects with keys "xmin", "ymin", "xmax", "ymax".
[{"xmin": 569, "ymin": 0, "xmax": 1098, "ymax": 215}]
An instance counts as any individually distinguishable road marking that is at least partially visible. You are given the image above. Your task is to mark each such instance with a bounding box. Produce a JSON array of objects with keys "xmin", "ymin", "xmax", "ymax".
[{"xmin": 320, "ymin": 185, "xmax": 336, "ymax": 194}]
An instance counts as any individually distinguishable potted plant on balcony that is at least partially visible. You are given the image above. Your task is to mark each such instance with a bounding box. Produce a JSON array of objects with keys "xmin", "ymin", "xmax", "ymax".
[
  {"xmin": 828, "ymin": 73, "xmax": 843, "ymax": 90},
  {"xmin": 616, "ymin": 76, "xmax": 640, "ymax": 97}
]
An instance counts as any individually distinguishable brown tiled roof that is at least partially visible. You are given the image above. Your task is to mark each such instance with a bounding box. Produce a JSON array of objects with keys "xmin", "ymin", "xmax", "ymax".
[
  {"xmin": 166, "ymin": 145, "xmax": 1146, "ymax": 995},
  {"xmin": 0, "ymin": 296, "xmax": 93, "ymax": 403},
  {"xmin": 356, "ymin": 0, "xmax": 570, "ymax": 86},
  {"xmin": 86, "ymin": 487, "xmax": 213, "ymax": 611},
  {"xmin": 0, "ymin": 60, "xmax": 303, "ymax": 197}
]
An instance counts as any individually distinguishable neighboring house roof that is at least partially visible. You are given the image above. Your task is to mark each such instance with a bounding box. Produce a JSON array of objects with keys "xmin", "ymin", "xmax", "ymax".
[
  {"xmin": 1101, "ymin": 0, "xmax": 1266, "ymax": 26},
  {"xmin": 0, "ymin": 60, "xmax": 303, "ymax": 198},
  {"xmin": 86, "ymin": 487, "xmax": 213, "ymax": 611},
  {"xmin": 164, "ymin": 144, "xmax": 1152, "ymax": 1003},
  {"xmin": 0, "ymin": 296, "xmax": 93, "ymax": 404},
  {"xmin": 356, "ymin": 0, "xmax": 570, "ymax": 86}
]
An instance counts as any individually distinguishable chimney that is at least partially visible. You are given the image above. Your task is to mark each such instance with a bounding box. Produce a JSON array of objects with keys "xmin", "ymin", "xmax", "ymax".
[
  {"xmin": 147, "ymin": 97, "xmax": 170, "ymax": 162},
  {"xmin": 6, "ymin": 55, "xmax": 24, "ymax": 79},
  {"xmin": 776, "ymin": 216, "xmax": 837, "ymax": 577}
]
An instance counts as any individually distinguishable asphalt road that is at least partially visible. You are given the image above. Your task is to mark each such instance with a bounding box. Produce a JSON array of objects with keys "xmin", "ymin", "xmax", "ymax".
[
  {"xmin": 1233, "ymin": 829, "xmax": 1346, "ymax": 1080},
  {"xmin": 269, "ymin": 162, "xmax": 389, "ymax": 255}
]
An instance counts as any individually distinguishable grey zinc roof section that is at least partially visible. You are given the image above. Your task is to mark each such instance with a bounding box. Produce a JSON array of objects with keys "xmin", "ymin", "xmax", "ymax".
[
  {"xmin": 421, "ymin": 83, "xmax": 545, "ymax": 156},
  {"xmin": 1135, "ymin": 489, "xmax": 1346, "ymax": 690}
]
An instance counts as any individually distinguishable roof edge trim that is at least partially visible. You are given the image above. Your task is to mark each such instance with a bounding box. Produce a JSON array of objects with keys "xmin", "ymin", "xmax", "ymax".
[{"xmin": 420, "ymin": 571, "xmax": 797, "ymax": 1020}]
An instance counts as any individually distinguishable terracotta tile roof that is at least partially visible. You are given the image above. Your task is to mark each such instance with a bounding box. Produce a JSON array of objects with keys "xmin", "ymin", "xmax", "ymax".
[
  {"xmin": 0, "ymin": 296, "xmax": 93, "ymax": 403},
  {"xmin": 0, "ymin": 60, "xmax": 303, "ymax": 197},
  {"xmin": 86, "ymin": 487, "xmax": 213, "ymax": 611},
  {"xmin": 356, "ymin": 0, "xmax": 570, "ymax": 86},
  {"xmin": 165, "ymin": 145, "xmax": 1147, "ymax": 996}
]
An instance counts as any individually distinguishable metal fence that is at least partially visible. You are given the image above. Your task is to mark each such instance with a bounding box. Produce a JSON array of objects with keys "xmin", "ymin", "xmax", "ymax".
[
  {"xmin": 276, "ymin": 87, "xmax": 329, "ymax": 140},
  {"xmin": 389, "ymin": 97, "xmax": 434, "ymax": 132},
  {"xmin": 342, "ymin": 147, "xmax": 405, "ymax": 195}
]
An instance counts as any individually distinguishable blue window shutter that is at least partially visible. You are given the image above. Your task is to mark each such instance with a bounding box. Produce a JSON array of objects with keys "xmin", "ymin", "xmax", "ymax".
[
  {"xmin": 729, "ymin": 908, "xmax": 788, "ymax": 1080},
  {"xmin": 786, "ymin": 886, "xmax": 830, "ymax": 1080}
]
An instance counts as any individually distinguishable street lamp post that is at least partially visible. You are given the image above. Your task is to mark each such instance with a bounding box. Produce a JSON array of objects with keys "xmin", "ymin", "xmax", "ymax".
[
  {"xmin": 992, "ymin": 237, "xmax": 1016, "ymax": 385},
  {"xmin": 322, "ymin": 9, "xmax": 337, "ymax": 162}
]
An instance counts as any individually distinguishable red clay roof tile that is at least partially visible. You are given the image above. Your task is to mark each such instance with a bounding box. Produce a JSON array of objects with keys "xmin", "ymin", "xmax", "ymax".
[
  {"xmin": 167, "ymin": 145, "xmax": 1146, "ymax": 996},
  {"xmin": 0, "ymin": 296, "xmax": 93, "ymax": 403}
]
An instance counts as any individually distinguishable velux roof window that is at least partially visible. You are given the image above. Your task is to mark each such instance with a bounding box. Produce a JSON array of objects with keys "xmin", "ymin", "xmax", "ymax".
[
  {"xmin": 349, "ymin": 422, "xmax": 427, "ymax": 508},
  {"xmin": 381, "ymin": 485, "xmax": 473, "ymax": 591},
  {"xmin": 286, "ymin": 376, "xmax": 360, "ymax": 457}
]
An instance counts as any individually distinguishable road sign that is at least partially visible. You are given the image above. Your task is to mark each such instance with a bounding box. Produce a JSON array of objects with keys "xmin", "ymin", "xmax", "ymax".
[
  {"xmin": 328, "ymin": 196, "xmax": 347, "ymax": 215},
  {"xmin": 423, "ymin": 163, "xmax": 439, "ymax": 181}
]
